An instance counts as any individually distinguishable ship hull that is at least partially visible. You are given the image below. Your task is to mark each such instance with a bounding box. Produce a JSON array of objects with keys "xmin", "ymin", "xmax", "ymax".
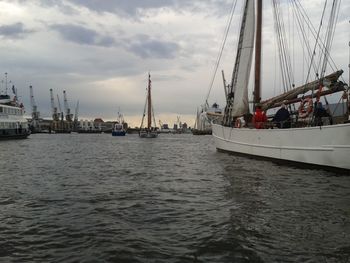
[
  {"xmin": 192, "ymin": 129, "xmax": 212, "ymax": 135},
  {"xmin": 212, "ymin": 123, "xmax": 350, "ymax": 170},
  {"xmin": 112, "ymin": 131, "xmax": 126, "ymax": 136},
  {"xmin": 139, "ymin": 131, "xmax": 158, "ymax": 138},
  {"xmin": 78, "ymin": 129, "xmax": 102, "ymax": 134},
  {"xmin": 0, "ymin": 129, "xmax": 30, "ymax": 140}
]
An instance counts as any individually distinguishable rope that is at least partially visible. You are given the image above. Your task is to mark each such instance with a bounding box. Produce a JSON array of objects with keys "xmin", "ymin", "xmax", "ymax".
[
  {"xmin": 319, "ymin": 0, "xmax": 341, "ymax": 79},
  {"xmin": 140, "ymin": 87, "xmax": 148, "ymax": 129},
  {"xmin": 293, "ymin": 0, "xmax": 341, "ymax": 82},
  {"xmin": 204, "ymin": 0, "xmax": 238, "ymax": 105},
  {"xmin": 272, "ymin": 0, "xmax": 294, "ymax": 93}
]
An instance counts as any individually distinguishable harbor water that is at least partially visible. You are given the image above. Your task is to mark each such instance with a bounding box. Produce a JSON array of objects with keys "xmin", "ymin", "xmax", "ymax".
[{"xmin": 0, "ymin": 134, "xmax": 349, "ymax": 262}]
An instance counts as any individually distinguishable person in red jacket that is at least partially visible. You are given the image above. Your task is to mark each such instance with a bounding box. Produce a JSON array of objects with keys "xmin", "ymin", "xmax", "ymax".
[{"xmin": 253, "ymin": 105, "xmax": 267, "ymax": 129}]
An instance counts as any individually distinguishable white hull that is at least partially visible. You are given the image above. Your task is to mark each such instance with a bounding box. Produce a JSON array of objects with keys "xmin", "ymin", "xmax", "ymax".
[{"xmin": 212, "ymin": 123, "xmax": 350, "ymax": 170}]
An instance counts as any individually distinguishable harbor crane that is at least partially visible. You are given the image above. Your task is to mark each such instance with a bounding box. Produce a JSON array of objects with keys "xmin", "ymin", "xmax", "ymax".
[
  {"xmin": 29, "ymin": 85, "xmax": 40, "ymax": 131},
  {"xmin": 63, "ymin": 90, "xmax": 73, "ymax": 122},
  {"xmin": 29, "ymin": 85, "xmax": 40, "ymax": 120},
  {"xmin": 49, "ymin": 88, "xmax": 60, "ymax": 121},
  {"xmin": 73, "ymin": 100, "xmax": 79, "ymax": 131},
  {"xmin": 74, "ymin": 100, "xmax": 79, "ymax": 122},
  {"xmin": 56, "ymin": 94, "xmax": 64, "ymax": 121}
]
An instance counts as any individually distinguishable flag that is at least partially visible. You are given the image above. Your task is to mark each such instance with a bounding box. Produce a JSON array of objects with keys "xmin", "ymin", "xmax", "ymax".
[{"xmin": 12, "ymin": 85, "xmax": 16, "ymax": 94}]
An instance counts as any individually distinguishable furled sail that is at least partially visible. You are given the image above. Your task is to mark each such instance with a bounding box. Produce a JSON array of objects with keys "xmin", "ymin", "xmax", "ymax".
[{"xmin": 229, "ymin": 0, "xmax": 255, "ymax": 118}]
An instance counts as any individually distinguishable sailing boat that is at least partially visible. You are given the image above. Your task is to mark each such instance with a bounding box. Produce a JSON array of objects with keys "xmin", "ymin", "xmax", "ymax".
[
  {"xmin": 212, "ymin": 0, "xmax": 350, "ymax": 170},
  {"xmin": 192, "ymin": 103, "xmax": 223, "ymax": 135},
  {"xmin": 192, "ymin": 107, "xmax": 212, "ymax": 135},
  {"xmin": 139, "ymin": 73, "xmax": 158, "ymax": 138}
]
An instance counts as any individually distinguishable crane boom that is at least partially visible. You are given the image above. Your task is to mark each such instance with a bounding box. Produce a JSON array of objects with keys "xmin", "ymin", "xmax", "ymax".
[
  {"xmin": 50, "ymin": 88, "xmax": 59, "ymax": 121},
  {"xmin": 74, "ymin": 100, "xmax": 79, "ymax": 122},
  {"xmin": 57, "ymin": 94, "xmax": 64, "ymax": 121},
  {"xmin": 57, "ymin": 94, "xmax": 62, "ymax": 113},
  {"xmin": 29, "ymin": 85, "xmax": 39, "ymax": 119},
  {"xmin": 63, "ymin": 90, "xmax": 73, "ymax": 121},
  {"xmin": 63, "ymin": 90, "xmax": 68, "ymax": 115}
]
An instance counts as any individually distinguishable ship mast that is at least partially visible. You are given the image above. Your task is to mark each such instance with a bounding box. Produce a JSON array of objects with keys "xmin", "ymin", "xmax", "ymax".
[
  {"xmin": 147, "ymin": 73, "xmax": 152, "ymax": 129},
  {"xmin": 254, "ymin": 0, "xmax": 262, "ymax": 109}
]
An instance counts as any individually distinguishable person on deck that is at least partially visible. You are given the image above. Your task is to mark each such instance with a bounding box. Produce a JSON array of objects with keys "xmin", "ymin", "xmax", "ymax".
[
  {"xmin": 273, "ymin": 104, "xmax": 290, "ymax": 128},
  {"xmin": 253, "ymin": 105, "xmax": 267, "ymax": 129},
  {"xmin": 314, "ymin": 101, "xmax": 330, "ymax": 126}
]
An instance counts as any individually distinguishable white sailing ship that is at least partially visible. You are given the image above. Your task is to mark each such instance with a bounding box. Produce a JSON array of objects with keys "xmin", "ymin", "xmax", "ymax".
[
  {"xmin": 212, "ymin": 0, "xmax": 350, "ymax": 170},
  {"xmin": 193, "ymin": 103, "xmax": 222, "ymax": 135}
]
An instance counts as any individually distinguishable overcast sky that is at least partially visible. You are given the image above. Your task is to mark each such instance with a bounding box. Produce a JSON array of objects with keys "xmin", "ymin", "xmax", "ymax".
[{"xmin": 0, "ymin": 0, "xmax": 349, "ymax": 127}]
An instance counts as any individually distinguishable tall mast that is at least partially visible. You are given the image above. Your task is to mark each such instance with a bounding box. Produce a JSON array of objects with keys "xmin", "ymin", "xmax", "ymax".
[
  {"xmin": 147, "ymin": 73, "xmax": 152, "ymax": 129},
  {"xmin": 254, "ymin": 0, "xmax": 262, "ymax": 108}
]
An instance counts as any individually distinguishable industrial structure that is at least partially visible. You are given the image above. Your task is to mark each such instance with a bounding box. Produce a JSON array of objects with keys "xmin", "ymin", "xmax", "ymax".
[{"xmin": 29, "ymin": 85, "xmax": 41, "ymax": 132}]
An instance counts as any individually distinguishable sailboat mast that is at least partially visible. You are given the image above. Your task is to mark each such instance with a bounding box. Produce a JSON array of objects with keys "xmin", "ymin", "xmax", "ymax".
[
  {"xmin": 147, "ymin": 74, "xmax": 152, "ymax": 129},
  {"xmin": 254, "ymin": 0, "xmax": 262, "ymax": 108}
]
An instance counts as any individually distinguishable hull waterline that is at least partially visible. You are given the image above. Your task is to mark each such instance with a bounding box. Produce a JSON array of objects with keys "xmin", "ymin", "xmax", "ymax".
[
  {"xmin": 112, "ymin": 131, "xmax": 126, "ymax": 136},
  {"xmin": 212, "ymin": 123, "xmax": 350, "ymax": 170},
  {"xmin": 139, "ymin": 131, "xmax": 158, "ymax": 138}
]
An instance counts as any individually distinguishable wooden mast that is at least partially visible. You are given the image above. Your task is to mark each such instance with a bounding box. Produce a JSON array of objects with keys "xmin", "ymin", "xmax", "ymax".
[
  {"xmin": 147, "ymin": 73, "xmax": 152, "ymax": 129},
  {"xmin": 254, "ymin": 0, "xmax": 262, "ymax": 108}
]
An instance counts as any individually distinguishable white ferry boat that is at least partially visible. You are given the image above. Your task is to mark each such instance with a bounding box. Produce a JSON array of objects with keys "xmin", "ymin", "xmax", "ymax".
[{"xmin": 0, "ymin": 95, "xmax": 30, "ymax": 140}]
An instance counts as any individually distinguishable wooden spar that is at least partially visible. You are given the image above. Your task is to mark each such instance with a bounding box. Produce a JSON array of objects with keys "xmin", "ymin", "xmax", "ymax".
[
  {"xmin": 254, "ymin": 0, "xmax": 262, "ymax": 107},
  {"xmin": 147, "ymin": 74, "xmax": 152, "ymax": 129},
  {"xmin": 221, "ymin": 70, "xmax": 228, "ymax": 99},
  {"xmin": 270, "ymin": 83, "xmax": 345, "ymax": 109},
  {"xmin": 260, "ymin": 70, "xmax": 344, "ymax": 110}
]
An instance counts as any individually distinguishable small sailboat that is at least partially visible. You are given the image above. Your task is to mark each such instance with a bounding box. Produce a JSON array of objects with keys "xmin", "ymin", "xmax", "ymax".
[
  {"xmin": 139, "ymin": 73, "xmax": 158, "ymax": 138},
  {"xmin": 112, "ymin": 110, "xmax": 126, "ymax": 136}
]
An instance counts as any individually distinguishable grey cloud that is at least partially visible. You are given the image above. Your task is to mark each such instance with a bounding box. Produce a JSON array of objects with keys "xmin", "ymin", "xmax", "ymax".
[
  {"xmin": 50, "ymin": 24, "xmax": 115, "ymax": 47},
  {"xmin": 37, "ymin": 0, "xmax": 77, "ymax": 15},
  {"xmin": 69, "ymin": 0, "xmax": 181, "ymax": 16},
  {"xmin": 0, "ymin": 22, "xmax": 33, "ymax": 39},
  {"xmin": 40, "ymin": 0, "xmax": 231, "ymax": 18},
  {"xmin": 125, "ymin": 34, "xmax": 179, "ymax": 59}
]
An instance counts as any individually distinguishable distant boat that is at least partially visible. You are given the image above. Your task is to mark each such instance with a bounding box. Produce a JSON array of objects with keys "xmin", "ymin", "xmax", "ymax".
[
  {"xmin": 112, "ymin": 123, "xmax": 126, "ymax": 136},
  {"xmin": 159, "ymin": 123, "xmax": 171, "ymax": 134},
  {"xmin": 112, "ymin": 109, "xmax": 127, "ymax": 136},
  {"xmin": 0, "ymin": 75, "xmax": 30, "ymax": 140},
  {"xmin": 139, "ymin": 73, "xmax": 158, "ymax": 138},
  {"xmin": 212, "ymin": 0, "xmax": 350, "ymax": 170},
  {"xmin": 77, "ymin": 119, "xmax": 102, "ymax": 134},
  {"xmin": 192, "ymin": 103, "xmax": 222, "ymax": 135}
]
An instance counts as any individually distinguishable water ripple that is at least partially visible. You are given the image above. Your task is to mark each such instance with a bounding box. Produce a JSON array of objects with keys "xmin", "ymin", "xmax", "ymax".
[{"xmin": 0, "ymin": 134, "xmax": 349, "ymax": 262}]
